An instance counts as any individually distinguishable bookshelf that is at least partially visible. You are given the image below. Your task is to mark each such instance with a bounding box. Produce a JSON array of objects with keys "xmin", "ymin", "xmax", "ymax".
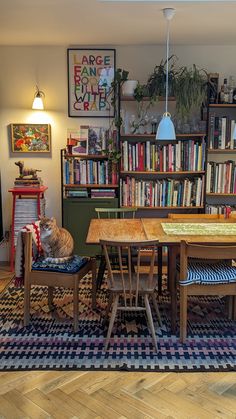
[
  {"xmin": 206, "ymin": 103, "xmax": 236, "ymax": 216},
  {"xmin": 119, "ymin": 133, "xmax": 206, "ymax": 211},
  {"xmin": 61, "ymin": 148, "xmax": 118, "ymax": 256}
]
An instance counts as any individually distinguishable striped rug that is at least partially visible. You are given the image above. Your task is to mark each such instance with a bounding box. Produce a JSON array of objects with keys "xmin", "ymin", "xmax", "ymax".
[{"xmin": 0, "ymin": 274, "xmax": 235, "ymax": 371}]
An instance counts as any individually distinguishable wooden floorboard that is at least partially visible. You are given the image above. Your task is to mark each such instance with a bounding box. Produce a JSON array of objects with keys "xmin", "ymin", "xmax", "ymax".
[{"xmin": 0, "ymin": 371, "xmax": 235, "ymax": 418}]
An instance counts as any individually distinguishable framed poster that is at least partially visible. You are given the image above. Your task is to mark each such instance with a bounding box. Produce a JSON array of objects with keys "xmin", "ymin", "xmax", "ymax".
[
  {"xmin": 67, "ymin": 48, "xmax": 116, "ymax": 117},
  {"xmin": 10, "ymin": 123, "xmax": 51, "ymax": 152}
]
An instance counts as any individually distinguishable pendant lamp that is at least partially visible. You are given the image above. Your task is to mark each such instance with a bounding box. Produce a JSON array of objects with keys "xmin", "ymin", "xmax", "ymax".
[
  {"xmin": 156, "ymin": 8, "xmax": 176, "ymax": 141},
  {"xmin": 32, "ymin": 85, "xmax": 45, "ymax": 110}
]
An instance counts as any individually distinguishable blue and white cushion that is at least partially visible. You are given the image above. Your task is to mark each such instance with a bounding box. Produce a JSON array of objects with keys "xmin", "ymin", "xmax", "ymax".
[
  {"xmin": 179, "ymin": 260, "xmax": 236, "ymax": 286},
  {"xmin": 32, "ymin": 255, "xmax": 89, "ymax": 274}
]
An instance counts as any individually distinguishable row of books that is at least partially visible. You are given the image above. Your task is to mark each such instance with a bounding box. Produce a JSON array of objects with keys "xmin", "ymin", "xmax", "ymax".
[
  {"xmin": 14, "ymin": 197, "xmax": 45, "ymax": 245},
  {"xmin": 14, "ymin": 177, "xmax": 43, "ymax": 188},
  {"xmin": 120, "ymin": 176, "xmax": 204, "ymax": 208},
  {"xmin": 206, "ymin": 205, "xmax": 236, "ymax": 217},
  {"xmin": 121, "ymin": 140, "xmax": 206, "ymax": 172},
  {"xmin": 91, "ymin": 189, "xmax": 116, "ymax": 199},
  {"xmin": 208, "ymin": 114, "xmax": 236, "ymax": 149},
  {"xmin": 206, "ymin": 161, "xmax": 236, "ymax": 193},
  {"xmin": 63, "ymin": 159, "xmax": 117, "ymax": 185},
  {"xmin": 65, "ymin": 188, "xmax": 116, "ymax": 199}
]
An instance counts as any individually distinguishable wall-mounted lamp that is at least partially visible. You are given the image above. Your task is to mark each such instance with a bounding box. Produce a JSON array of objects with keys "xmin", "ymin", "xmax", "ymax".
[
  {"xmin": 156, "ymin": 8, "xmax": 176, "ymax": 141},
  {"xmin": 32, "ymin": 85, "xmax": 45, "ymax": 110}
]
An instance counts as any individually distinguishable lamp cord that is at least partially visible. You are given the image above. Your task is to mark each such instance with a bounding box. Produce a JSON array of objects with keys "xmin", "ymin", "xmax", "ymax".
[{"xmin": 165, "ymin": 19, "xmax": 170, "ymax": 115}]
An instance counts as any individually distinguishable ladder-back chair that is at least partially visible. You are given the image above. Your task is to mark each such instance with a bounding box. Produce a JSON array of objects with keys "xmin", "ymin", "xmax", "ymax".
[{"xmin": 100, "ymin": 239, "xmax": 162, "ymax": 352}]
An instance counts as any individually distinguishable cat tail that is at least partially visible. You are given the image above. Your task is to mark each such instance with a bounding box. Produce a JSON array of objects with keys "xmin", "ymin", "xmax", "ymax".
[{"xmin": 44, "ymin": 256, "xmax": 73, "ymax": 263}]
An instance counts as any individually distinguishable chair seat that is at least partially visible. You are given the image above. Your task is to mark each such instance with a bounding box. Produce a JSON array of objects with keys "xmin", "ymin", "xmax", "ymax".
[
  {"xmin": 32, "ymin": 255, "xmax": 89, "ymax": 274},
  {"xmin": 179, "ymin": 260, "xmax": 236, "ymax": 286}
]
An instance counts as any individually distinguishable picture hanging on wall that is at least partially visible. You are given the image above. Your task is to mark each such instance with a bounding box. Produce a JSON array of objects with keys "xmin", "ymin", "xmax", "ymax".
[
  {"xmin": 67, "ymin": 48, "xmax": 116, "ymax": 117},
  {"xmin": 10, "ymin": 124, "xmax": 51, "ymax": 153}
]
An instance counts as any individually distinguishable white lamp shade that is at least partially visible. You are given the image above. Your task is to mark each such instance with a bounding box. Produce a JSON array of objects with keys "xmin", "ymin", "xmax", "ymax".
[
  {"xmin": 32, "ymin": 95, "xmax": 44, "ymax": 110},
  {"xmin": 156, "ymin": 114, "xmax": 176, "ymax": 140}
]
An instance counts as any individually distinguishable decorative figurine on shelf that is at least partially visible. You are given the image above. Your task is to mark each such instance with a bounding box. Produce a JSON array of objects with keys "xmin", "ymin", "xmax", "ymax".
[{"xmin": 15, "ymin": 161, "xmax": 42, "ymax": 179}]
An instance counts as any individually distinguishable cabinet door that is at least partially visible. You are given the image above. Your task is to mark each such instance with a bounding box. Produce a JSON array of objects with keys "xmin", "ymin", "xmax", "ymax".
[{"xmin": 62, "ymin": 198, "xmax": 118, "ymax": 256}]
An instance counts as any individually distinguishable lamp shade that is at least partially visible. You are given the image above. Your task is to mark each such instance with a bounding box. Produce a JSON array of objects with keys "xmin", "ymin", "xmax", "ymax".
[
  {"xmin": 32, "ymin": 86, "xmax": 45, "ymax": 110},
  {"xmin": 156, "ymin": 113, "xmax": 176, "ymax": 140}
]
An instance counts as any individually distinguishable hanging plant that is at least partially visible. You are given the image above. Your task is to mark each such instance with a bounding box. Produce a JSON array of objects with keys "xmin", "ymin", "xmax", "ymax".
[{"xmin": 175, "ymin": 64, "xmax": 209, "ymax": 121}]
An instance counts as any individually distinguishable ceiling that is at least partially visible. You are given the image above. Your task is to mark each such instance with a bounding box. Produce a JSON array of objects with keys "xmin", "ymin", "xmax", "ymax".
[{"xmin": 1, "ymin": 0, "xmax": 236, "ymax": 46}]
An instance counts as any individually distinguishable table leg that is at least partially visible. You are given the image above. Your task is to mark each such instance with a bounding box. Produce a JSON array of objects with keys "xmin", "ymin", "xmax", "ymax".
[{"xmin": 168, "ymin": 244, "xmax": 178, "ymax": 334}]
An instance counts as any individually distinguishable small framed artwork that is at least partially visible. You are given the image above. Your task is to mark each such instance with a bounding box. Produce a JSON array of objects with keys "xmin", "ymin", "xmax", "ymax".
[
  {"xmin": 10, "ymin": 124, "xmax": 51, "ymax": 153},
  {"xmin": 67, "ymin": 48, "xmax": 116, "ymax": 118},
  {"xmin": 67, "ymin": 126, "xmax": 89, "ymax": 155}
]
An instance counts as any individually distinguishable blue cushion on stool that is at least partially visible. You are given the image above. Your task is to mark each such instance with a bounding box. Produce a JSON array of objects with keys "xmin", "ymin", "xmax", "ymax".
[
  {"xmin": 32, "ymin": 255, "xmax": 89, "ymax": 274},
  {"xmin": 179, "ymin": 260, "xmax": 236, "ymax": 286}
]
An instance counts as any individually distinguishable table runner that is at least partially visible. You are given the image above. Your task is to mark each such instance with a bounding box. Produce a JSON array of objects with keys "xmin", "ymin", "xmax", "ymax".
[{"xmin": 162, "ymin": 223, "xmax": 236, "ymax": 235}]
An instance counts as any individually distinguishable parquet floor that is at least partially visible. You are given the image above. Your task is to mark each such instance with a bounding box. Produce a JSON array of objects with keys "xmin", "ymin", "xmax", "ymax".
[
  {"xmin": 0, "ymin": 371, "xmax": 236, "ymax": 418},
  {"xmin": 1, "ymin": 268, "xmax": 236, "ymax": 418}
]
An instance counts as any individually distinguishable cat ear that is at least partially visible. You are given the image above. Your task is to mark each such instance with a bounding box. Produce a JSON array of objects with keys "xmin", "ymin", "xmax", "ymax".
[{"xmin": 50, "ymin": 217, "xmax": 56, "ymax": 223}]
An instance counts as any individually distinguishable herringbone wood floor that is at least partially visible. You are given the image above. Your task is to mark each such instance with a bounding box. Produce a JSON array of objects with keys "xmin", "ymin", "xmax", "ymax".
[
  {"xmin": 1, "ymin": 269, "xmax": 236, "ymax": 418},
  {"xmin": 0, "ymin": 371, "xmax": 236, "ymax": 418}
]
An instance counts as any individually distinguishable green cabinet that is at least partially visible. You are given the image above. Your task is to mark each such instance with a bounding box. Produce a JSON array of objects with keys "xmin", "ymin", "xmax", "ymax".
[{"xmin": 62, "ymin": 198, "xmax": 118, "ymax": 256}]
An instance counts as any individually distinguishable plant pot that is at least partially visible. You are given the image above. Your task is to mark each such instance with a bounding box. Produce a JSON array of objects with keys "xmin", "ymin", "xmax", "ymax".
[{"xmin": 122, "ymin": 80, "xmax": 138, "ymax": 97}]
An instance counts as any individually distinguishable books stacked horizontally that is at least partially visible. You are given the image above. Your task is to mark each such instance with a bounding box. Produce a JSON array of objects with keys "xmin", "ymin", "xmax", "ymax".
[
  {"xmin": 14, "ymin": 197, "xmax": 46, "ymax": 245},
  {"xmin": 91, "ymin": 188, "xmax": 116, "ymax": 199},
  {"xmin": 14, "ymin": 177, "xmax": 43, "ymax": 188},
  {"xmin": 66, "ymin": 189, "xmax": 88, "ymax": 198}
]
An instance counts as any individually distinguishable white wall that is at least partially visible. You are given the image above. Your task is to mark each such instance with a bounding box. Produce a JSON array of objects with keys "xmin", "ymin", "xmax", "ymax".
[{"xmin": 1, "ymin": 44, "xmax": 236, "ymax": 260}]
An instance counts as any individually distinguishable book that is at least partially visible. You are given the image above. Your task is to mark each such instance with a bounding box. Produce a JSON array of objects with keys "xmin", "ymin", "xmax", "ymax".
[{"xmin": 67, "ymin": 126, "xmax": 89, "ymax": 155}]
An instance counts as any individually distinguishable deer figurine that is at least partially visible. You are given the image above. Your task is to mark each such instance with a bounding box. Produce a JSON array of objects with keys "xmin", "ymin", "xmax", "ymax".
[{"xmin": 15, "ymin": 161, "xmax": 42, "ymax": 179}]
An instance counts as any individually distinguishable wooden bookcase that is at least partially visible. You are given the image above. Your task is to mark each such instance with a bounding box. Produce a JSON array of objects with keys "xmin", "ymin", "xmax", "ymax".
[
  {"xmin": 206, "ymin": 103, "xmax": 236, "ymax": 216},
  {"xmin": 61, "ymin": 149, "xmax": 118, "ymax": 256}
]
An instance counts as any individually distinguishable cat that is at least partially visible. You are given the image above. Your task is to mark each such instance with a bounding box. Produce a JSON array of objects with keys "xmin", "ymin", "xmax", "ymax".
[{"xmin": 39, "ymin": 216, "xmax": 74, "ymax": 263}]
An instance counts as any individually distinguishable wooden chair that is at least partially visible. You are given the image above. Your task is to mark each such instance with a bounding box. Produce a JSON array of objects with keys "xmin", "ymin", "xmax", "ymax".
[
  {"xmin": 179, "ymin": 240, "xmax": 236, "ymax": 343},
  {"xmin": 168, "ymin": 213, "xmax": 220, "ymax": 219},
  {"xmin": 95, "ymin": 207, "xmax": 137, "ymax": 219},
  {"xmin": 95, "ymin": 207, "xmax": 137, "ymax": 288},
  {"xmin": 100, "ymin": 239, "xmax": 162, "ymax": 352},
  {"xmin": 23, "ymin": 231, "xmax": 97, "ymax": 332}
]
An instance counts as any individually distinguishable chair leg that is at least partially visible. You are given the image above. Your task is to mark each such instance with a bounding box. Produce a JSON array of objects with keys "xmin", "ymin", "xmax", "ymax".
[
  {"xmin": 24, "ymin": 280, "xmax": 31, "ymax": 327},
  {"xmin": 73, "ymin": 277, "xmax": 79, "ymax": 333},
  {"xmin": 152, "ymin": 294, "xmax": 162, "ymax": 327},
  {"xmin": 104, "ymin": 294, "xmax": 119, "ymax": 352},
  {"xmin": 97, "ymin": 255, "xmax": 106, "ymax": 290},
  {"xmin": 180, "ymin": 286, "xmax": 188, "ymax": 343},
  {"xmin": 144, "ymin": 294, "xmax": 158, "ymax": 353},
  {"xmin": 48, "ymin": 286, "xmax": 54, "ymax": 311},
  {"xmin": 91, "ymin": 258, "xmax": 97, "ymax": 310},
  {"xmin": 157, "ymin": 246, "xmax": 162, "ymax": 295}
]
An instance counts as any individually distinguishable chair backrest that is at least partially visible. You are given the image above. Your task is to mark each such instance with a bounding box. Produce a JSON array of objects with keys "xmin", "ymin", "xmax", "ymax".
[
  {"xmin": 95, "ymin": 207, "xmax": 137, "ymax": 219},
  {"xmin": 100, "ymin": 239, "xmax": 159, "ymax": 309},
  {"xmin": 22, "ymin": 231, "xmax": 33, "ymax": 274},
  {"xmin": 180, "ymin": 240, "xmax": 236, "ymax": 281},
  {"xmin": 168, "ymin": 213, "xmax": 219, "ymax": 219}
]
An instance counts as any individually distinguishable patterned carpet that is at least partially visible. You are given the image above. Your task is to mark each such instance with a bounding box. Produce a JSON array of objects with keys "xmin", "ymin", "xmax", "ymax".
[{"xmin": 0, "ymin": 273, "xmax": 235, "ymax": 372}]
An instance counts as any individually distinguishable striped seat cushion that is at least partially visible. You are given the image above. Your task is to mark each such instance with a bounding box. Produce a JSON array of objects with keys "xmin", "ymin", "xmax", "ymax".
[{"xmin": 179, "ymin": 260, "xmax": 236, "ymax": 286}]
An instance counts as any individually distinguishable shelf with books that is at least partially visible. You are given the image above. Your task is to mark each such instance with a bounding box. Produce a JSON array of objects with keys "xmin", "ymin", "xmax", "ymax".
[
  {"xmin": 206, "ymin": 102, "xmax": 236, "ymax": 215},
  {"xmin": 119, "ymin": 133, "xmax": 206, "ymax": 211},
  {"xmin": 121, "ymin": 205, "xmax": 204, "ymax": 210}
]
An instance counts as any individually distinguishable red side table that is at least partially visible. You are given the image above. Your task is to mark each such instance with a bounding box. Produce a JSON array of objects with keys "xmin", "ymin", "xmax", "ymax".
[{"xmin": 8, "ymin": 186, "xmax": 48, "ymax": 271}]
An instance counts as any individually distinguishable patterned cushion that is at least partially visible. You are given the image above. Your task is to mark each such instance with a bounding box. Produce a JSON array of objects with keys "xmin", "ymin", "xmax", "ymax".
[
  {"xmin": 179, "ymin": 260, "xmax": 236, "ymax": 286},
  {"xmin": 32, "ymin": 255, "xmax": 89, "ymax": 274}
]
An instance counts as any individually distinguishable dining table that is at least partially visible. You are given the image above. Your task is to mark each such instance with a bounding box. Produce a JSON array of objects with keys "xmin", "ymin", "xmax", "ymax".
[{"xmin": 86, "ymin": 217, "xmax": 236, "ymax": 333}]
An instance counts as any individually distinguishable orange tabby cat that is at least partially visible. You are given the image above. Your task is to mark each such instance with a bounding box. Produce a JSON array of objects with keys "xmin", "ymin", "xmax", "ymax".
[{"xmin": 40, "ymin": 217, "xmax": 74, "ymax": 262}]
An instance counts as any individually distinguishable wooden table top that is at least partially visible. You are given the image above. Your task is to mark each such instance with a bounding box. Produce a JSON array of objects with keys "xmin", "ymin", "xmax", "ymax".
[{"xmin": 86, "ymin": 217, "xmax": 236, "ymax": 245}]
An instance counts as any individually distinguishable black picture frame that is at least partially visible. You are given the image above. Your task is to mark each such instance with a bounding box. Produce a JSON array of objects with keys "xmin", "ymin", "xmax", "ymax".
[{"xmin": 67, "ymin": 48, "xmax": 116, "ymax": 118}]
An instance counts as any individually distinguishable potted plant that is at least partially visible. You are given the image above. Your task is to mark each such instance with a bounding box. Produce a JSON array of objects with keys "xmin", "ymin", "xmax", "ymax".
[{"xmin": 109, "ymin": 68, "xmax": 129, "ymax": 129}]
